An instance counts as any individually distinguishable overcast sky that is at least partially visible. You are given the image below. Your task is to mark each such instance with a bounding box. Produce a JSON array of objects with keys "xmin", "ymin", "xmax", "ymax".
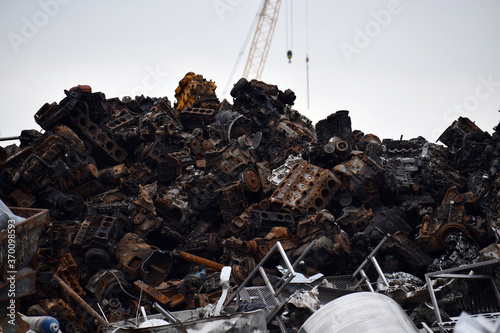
[{"xmin": 1, "ymin": 1, "xmax": 499, "ymax": 146}]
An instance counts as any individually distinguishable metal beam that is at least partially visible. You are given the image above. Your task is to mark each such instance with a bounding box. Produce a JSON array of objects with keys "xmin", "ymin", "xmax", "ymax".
[{"xmin": 243, "ymin": 0, "xmax": 282, "ymax": 80}]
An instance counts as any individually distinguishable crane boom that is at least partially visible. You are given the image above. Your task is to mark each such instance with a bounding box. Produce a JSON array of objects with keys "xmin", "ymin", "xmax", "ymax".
[{"xmin": 242, "ymin": 0, "xmax": 282, "ymax": 80}]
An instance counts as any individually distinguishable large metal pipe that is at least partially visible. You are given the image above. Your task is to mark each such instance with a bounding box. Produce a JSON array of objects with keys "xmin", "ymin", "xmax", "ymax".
[
  {"xmin": 173, "ymin": 251, "xmax": 225, "ymax": 271},
  {"xmin": 53, "ymin": 275, "xmax": 108, "ymax": 327},
  {"xmin": 152, "ymin": 302, "xmax": 181, "ymax": 325}
]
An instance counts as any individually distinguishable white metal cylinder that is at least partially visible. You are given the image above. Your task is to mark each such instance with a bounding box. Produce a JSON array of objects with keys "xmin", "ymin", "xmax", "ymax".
[{"xmin": 298, "ymin": 292, "xmax": 419, "ymax": 333}]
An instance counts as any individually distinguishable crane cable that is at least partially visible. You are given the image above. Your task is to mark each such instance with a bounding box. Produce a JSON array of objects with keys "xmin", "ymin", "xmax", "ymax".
[
  {"xmin": 306, "ymin": 0, "xmax": 310, "ymax": 109},
  {"xmin": 286, "ymin": 0, "xmax": 293, "ymax": 63}
]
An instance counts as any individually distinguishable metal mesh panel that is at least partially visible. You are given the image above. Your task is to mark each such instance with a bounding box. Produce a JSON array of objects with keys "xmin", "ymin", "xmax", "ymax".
[
  {"xmin": 330, "ymin": 279, "xmax": 356, "ymax": 290},
  {"xmin": 245, "ymin": 286, "xmax": 289, "ymax": 317},
  {"xmin": 244, "ymin": 284, "xmax": 316, "ymax": 317}
]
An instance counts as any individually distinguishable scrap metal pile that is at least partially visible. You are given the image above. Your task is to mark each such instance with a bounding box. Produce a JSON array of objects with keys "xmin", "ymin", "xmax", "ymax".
[{"xmin": 1, "ymin": 72, "xmax": 500, "ymax": 332}]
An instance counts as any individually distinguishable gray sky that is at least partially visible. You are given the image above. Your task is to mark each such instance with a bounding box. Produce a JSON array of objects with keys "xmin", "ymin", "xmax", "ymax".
[{"xmin": 1, "ymin": 0, "xmax": 499, "ymax": 145}]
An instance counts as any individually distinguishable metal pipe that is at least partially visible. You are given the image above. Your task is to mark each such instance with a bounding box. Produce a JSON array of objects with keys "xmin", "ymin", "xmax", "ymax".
[
  {"xmin": 277, "ymin": 241, "xmax": 295, "ymax": 276},
  {"xmin": 152, "ymin": 303, "xmax": 188, "ymax": 333},
  {"xmin": 152, "ymin": 302, "xmax": 181, "ymax": 324},
  {"xmin": 53, "ymin": 275, "xmax": 108, "ymax": 327},
  {"xmin": 425, "ymin": 274, "xmax": 443, "ymax": 326},
  {"xmin": 360, "ymin": 270, "xmax": 374, "ymax": 292},
  {"xmin": 97, "ymin": 303, "xmax": 110, "ymax": 325},
  {"xmin": 259, "ymin": 266, "xmax": 275, "ymax": 296},
  {"xmin": 353, "ymin": 235, "xmax": 388, "ymax": 277},
  {"xmin": 174, "ymin": 251, "xmax": 225, "ymax": 271},
  {"xmin": 370, "ymin": 256, "xmax": 389, "ymax": 287},
  {"xmin": 0, "ymin": 136, "xmax": 20, "ymax": 141}
]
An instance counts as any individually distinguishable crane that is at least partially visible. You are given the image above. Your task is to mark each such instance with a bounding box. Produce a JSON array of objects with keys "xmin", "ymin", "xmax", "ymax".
[
  {"xmin": 242, "ymin": 0, "xmax": 282, "ymax": 80},
  {"xmin": 222, "ymin": 0, "xmax": 307, "ymax": 103},
  {"xmin": 222, "ymin": 0, "xmax": 284, "ymax": 96}
]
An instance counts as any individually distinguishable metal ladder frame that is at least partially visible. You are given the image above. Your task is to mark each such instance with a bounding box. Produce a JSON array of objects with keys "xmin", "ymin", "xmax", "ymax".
[{"xmin": 223, "ymin": 240, "xmax": 316, "ymax": 332}]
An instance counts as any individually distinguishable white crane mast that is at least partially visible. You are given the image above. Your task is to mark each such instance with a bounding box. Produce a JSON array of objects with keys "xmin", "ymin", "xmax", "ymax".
[{"xmin": 242, "ymin": 0, "xmax": 282, "ymax": 80}]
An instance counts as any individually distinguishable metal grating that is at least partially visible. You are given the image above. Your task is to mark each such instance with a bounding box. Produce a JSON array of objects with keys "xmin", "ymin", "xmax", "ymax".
[
  {"xmin": 244, "ymin": 283, "xmax": 315, "ymax": 318},
  {"xmin": 245, "ymin": 286, "xmax": 290, "ymax": 317},
  {"xmin": 327, "ymin": 277, "xmax": 358, "ymax": 291}
]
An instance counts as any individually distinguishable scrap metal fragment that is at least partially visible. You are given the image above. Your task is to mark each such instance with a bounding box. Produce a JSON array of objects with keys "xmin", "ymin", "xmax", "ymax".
[
  {"xmin": 216, "ymin": 181, "xmax": 248, "ymax": 223},
  {"xmin": 175, "ymin": 72, "xmax": 218, "ymax": 111},
  {"xmin": 415, "ymin": 186, "xmax": 476, "ymax": 252},
  {"xmin": 270, "ymin": 161, "xmax": 341, "ymax": 215},
  {"xmin": 57, "ymin": 253, "xmax": 85, "ymax": 296},
  {"xmin": 86, "ymin": 269, "xmax": 129, "ymax": 304},
  {"xmin": 115, "ymin": 233, "xmax": 172, "ymax": 287},
  {"xmin": 333, "ymin": 153, "xmax": 384, "ymax": 206}
]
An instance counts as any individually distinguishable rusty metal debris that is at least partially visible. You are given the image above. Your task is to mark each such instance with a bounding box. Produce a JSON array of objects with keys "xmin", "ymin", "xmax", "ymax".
[{"xmin": 1, "ymin": 73, "xmax": 500, "ymax": 332}]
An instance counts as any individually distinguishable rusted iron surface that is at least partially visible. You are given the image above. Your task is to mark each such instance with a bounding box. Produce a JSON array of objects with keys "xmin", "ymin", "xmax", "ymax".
[
  {"xmin": 115, "ymin": 233, "xmax": 172, "ymax": 287},
  {"xmin": 270, "ymin": 161, "xmax": 341, "ymax": 215}
]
